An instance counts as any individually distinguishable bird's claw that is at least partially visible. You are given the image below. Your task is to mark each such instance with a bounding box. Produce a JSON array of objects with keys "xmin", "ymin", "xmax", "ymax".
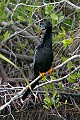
[
  {"xmin": 48, "ymin": 67, "xmax": 54, "ymax": 74},
  {"xmin": 40, "ymin": 72, "xmax": 46, "ymax": 78}
]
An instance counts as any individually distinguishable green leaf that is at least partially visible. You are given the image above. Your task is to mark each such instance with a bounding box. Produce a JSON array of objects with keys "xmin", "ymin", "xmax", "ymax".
[
  {"xmin": 58, "ymin": 33, "xmax": 65, "ymax": 39},
  {"xmin": 27, "ymin": 6, "xmax": 34, "ymax": 12},
  {"xmin": 0, "ymin": 9, "xmax": 7, "ymax": 22},
  {"xmin": 42, "ymin": 76, "xmax": 46, "ymax": 82},
  {"xmin": 77, "ymin": 72, "xmax": 80, "ymax": 78},
  {"xmin": 17, "ymin": 41, "xmax": 26, "ymax": 49},
  {"xmin": 45, "ymin": 6, "xmax": 49, "ymax": 14},
  {"xmin": 62, "ymin": 39, "xmax": 68, "ymax": 46},
  {"xmin": 3, "ymin": 31, "xmax": 10, "ymax": 41},
  {"xmin": 58, "ymin": 15, "xmax": 64, "ymax": 22},
  {"xmin": 0, "ymin": 0, "xmax": 9, "ymax": 21},
  {"xmin": 76, "ymin": 9, "xmax": 80, "ymax": 13},
  {"xmin": 45, "ymin": 5, "xmax": 53, "ymax": 15},
  {"xmin": 61, "ymin": 27, "xmax": 66, "ymax": 35},
  {"xmin": 52, "ymin": 19, "xmax": 56, "ymax": 26},
  {"xmin": 47, "ymin": 4, "xmax": 53, "ymax": 11},
  {"xmin": 44, "ymin": 97, "xmax": 53, "ymax": 106},
  {"xmin": 50, "ymin": 75, "xmax": 56, "ymax": 80},
  {"xmin": 67, "ymin": 62, "xmax": 73, "ymax": 69},
  {"xmin": 70, "ymin": 74, "xmax": 76, "ymax": 79},
  {"xmin": 42, "ymin": 85, "xmax": 48, "ymax": 91},
  {"xmin": 58, "ymin": 82, "xmax": 64, "ymax": 89},
  {"xmin": 55, "ymin": 100, "xmax": 60, "ymax": 108},
  {"xmin": 62, "ymin": 38, "xmax": 73, "ymax": 47},
  {"xmin": 43, "ymin": 105, "xmax": 49, "ymax": 109},
  {"xmin": 67, "ymin": 74, "xmax": 76, "ymax": 83},
  {"xmin": 0, "ymin": 54, "xmax": 31, "ymax": 89},
  {"xmin": 61, "ymin": 56, "xmax": 68, "ymax": 62},
  {"xmin": 46, "ymin": 84, "xmax": 53, "ymax": 90},
  {"xmin": 0, "ymin": 0, "xmax": 6, "ymax": 10},
  {"xmin": 57, "ymin": 27, "xmax": 66, "ymax": 39},
  {"xmin": 0, "ymin": 54, "xmax": 18, "ymax": 69},
  {"xmin": 52, "ymin": 36, "xmax": 59, "ymax": 42},
  {"xmin": 51, "ymin": 13, "xmax": 58, "ymax": 20},
  {"xmin": 69, "ymin": 37, "xmax": 73, "ymax": 43},
  {"xmin": 28, "ymin": 19, "xmax": 33, "ymax": 26},
  {"xmin": 52, "ymin": 90, "xmax": 57, "ymax": 98},
  {"xmin": 0, "ymin": 35, "xmax": 3, "ymax": 42},
  {"xmin": 52, "ymin": 93, "xmax": 60, "ymax": 108},
  {"xmin": 17, "ymin": 15, "xmax": 26, "ymax": 22}
]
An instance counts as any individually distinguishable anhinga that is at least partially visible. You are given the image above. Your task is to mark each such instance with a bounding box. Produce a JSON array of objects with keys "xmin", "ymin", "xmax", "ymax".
[{"xmin": 22, "ymin": 21, "xmax": 53, "ymax": 100}]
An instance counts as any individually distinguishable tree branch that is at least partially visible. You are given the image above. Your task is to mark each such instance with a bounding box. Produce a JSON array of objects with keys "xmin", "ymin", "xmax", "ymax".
[
  {"xmin": 35, "ymin": 65, "xmax": 80, "ymax": 89},
  {"xmin": 64, "ymin": 0, "xmax": 80, "ymax": 10},
  {"xmin": 0, "ymin": 48, "xmax": 33, "ymax": 62},
  {"xmin": 0, "ymin": 55, "xmax": 80, "ymax": 111}
]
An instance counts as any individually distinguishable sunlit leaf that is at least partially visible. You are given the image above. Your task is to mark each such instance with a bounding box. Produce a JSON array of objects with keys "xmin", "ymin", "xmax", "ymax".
[
  {"xmin": 27, "ymin": 6, "xmax": 34, "ymax": 12},
  {"xmin": 52, "ymin": 90, "xmax": 57, "ymax": 98},
  {"xmin": 62, "ymin": 38, "xmax": 73, "ymax": 47},
  {"xmin": 61, "ymin": 27, "xmax": 66, "ymax": 35},
  {"xmin": 42, "ymin": 76, "xmax": 46, "ymax": 82},
  {"xmin": 17, "ymin": 15, "xmax": 26, "ymax": 22},
  {"xmin": 67, "ymin": 62, "xmax": 73, "ymax": 69},
  {"xmin": 3, "ymin": 31, "xmax": 10, "ymax": 41},
  {"xmin": 61, "ymin": 56, "xmax": 68, "ymax": 62},
  {"xmin": 45, "ymin": 6, "xmax": 49, "ymax": 14},
  {"xmin": 44, "ymin": 97, "xmax": 53, "ymax": 106},
  {"xmin": 51, "ymin": 13, "xmax": 58, "ymax": 20},
  {"xmin": 58, "ymin": 33, "xmax": 64, "ymax": 39}
]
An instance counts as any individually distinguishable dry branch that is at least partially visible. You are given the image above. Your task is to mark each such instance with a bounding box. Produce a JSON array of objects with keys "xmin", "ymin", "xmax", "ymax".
[
  {"xmin": 0, "ymin": 55, "xmax": 80, "ymax": 111},
  {"xmin": 0, "ymin": 48, "xmax": 33, "ymax": 62}
]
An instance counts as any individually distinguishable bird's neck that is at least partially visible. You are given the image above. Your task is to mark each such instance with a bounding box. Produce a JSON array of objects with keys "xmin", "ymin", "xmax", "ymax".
[{"xmin": 43, "ymin": 27, "xmax": 52, "ymax": 46}]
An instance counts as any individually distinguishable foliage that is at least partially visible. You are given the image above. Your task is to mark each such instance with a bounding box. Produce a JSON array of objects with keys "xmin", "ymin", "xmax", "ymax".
[
  {"xmin": 0, "ymin": 0, "xmax": 80, "ymax": 111},
  {"xmin": 43, "ymin": 82, "xmax": 60, "ymax": 109},
  {"xmin": 0, "ymin": 54, "xmax": 31, "ymax": 88}
]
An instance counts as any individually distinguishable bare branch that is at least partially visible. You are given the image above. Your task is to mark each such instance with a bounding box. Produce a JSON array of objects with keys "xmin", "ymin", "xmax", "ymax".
[
  {"xmin": 0, "ymin": 55, "xmax": 80, "ymax": 111},
  {"xmin": 54, "ymin": 55, "xmax": 80, "ymax": 70},
  {"xmin": 0, "ymin": 48, "xmax": 33, "ymax": 62},
  {"xmin": 0, "ymin": 76, "xmax": 40, "ymax": 111},
  {"xmin": 64, "ymin": 0, "xmax": 80, "ymax": 10},
  {"xmin": 35, "ymin": 65, "xmax": 80, "ymax": 89}
]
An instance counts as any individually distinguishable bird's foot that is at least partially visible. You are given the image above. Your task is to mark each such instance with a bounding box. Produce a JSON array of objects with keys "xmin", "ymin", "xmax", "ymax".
[
  {"xmin": 40, "ymin": 72, "xmax": 46, "ymax": 78},
  {"xmin": 48, "ymin": 67, "xmax": 54, "ymax": 75}
]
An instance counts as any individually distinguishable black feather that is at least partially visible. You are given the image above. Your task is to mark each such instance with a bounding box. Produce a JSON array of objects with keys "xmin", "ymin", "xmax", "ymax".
[{"xmin": 22, "ymin": 21, "xmax": 53, "ymax": 100}]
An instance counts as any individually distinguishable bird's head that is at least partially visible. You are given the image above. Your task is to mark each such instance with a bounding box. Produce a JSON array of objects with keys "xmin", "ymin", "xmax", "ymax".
[{"xmin": 41, "ymin": 21, "xmax": 52, "ymax": 30}]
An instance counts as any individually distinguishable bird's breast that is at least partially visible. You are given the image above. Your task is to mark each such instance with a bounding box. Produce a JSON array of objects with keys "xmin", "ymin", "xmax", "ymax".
[{"xmin": 35, "ymin": 47, "xmax": 53, "ymax": 64}]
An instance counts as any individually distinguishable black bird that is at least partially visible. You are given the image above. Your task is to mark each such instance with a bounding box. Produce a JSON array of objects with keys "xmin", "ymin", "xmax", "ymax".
[{"xmin": 22, "ymin": 21, "xmax": 53, "ymax": 100}]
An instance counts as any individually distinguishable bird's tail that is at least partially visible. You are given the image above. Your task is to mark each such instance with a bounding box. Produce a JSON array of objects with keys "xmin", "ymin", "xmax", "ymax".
[{"xmin": 22, "ymin": 75, "xmax": 39, "ymax": 101}]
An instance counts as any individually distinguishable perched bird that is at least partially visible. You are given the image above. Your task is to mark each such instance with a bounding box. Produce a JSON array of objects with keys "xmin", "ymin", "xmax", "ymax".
[{"xmin": 22, "ymin": 21, "xmax": 53, "ymax": 100}]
